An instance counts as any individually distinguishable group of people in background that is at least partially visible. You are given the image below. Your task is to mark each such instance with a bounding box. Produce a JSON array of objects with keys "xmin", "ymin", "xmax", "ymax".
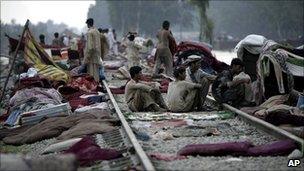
[
  {"xmin": 123, "ymin": 19, "xmax": 253, "ymax": 112},
  {"xmin": 38, "ymin": 17, "xmax": 253, "ymax": 113}
]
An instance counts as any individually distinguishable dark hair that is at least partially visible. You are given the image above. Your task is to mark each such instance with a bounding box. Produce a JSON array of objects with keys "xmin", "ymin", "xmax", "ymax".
[
  {"xmin": 173, "ymin": 66, "xmax": 186, "ymax": 78},
  {"xmin": 230, "ymin": 58, "xmax": 244, "ymax": 67},
  {"xmin": 128, "ymin": 34, "xmax": 135, "ymax": 41},
  {"xmin": 39, "ymin": 34, "xmax": 45, "ymax": 39},
  {"xmin": 129, "ymin": 66, "xmax": 142, "ymax": 78},
  {"xmin": 162, "ymin": 20, "xmax": 170, "ymax": 29},
  {"xmin": 98, "ymin": 28, "xmax": 103, "ymax": 33},
  {"xmin": 86, "ymin": 18, "xmax": 94, "ymax": 26},
  {"xmin": 54, "ymin": 32, "xmax": 59, "ymax": 38}
]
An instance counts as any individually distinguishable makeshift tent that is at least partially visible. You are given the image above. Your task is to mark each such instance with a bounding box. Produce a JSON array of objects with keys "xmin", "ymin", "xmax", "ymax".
[
  {"xmin": 175, "ymin": 41, "xmax": 228, "ymax": 74},
  {"xmin": 235, "ymin": 34, "xmax": 267, "ymax": 81},
  {"xmin": 5, "ymin": 34, "xmax": 81, "ymax": 62},
  {"xmin": 22, "ymin": 27, "xmax": 70, "ymax": 82},
  {"xmin": 256, "ymin": 48, "xmax": 304, "ymax": 104},
  {"xmin": 235, "ymin": 34, "xmax": 304, "ymax": 82}
]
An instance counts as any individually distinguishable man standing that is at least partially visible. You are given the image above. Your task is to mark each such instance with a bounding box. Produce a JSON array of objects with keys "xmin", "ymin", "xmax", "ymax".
[
  {"xmin": 125, "ymin": 34, "xmax": 142, "ymax": 69},
  {"xmin": 52, "ymin": 32, "xmax": 64, "ymax": 47},
  {"xmin": 185, "ymin": 55, "xmax": 216, "ymax": 108},
  {"xmin": 83, "ymin": 18, "xmax": 102, "ymax": 82},
  {"xmin": 154, "ymin": 20, "xmax": 175, "ymax": 76},
  {"xmin": 167, "ymin": 67, "xmax": 203, "ymax": 112},
  {"xmin": 39, "ymin": 34, "xmax": 46, "ymax": 45},
  {"xmin": 125, "ymin": 66, "xmax": 168, "ymax": 112},
  {"xmin": 98, "ymin": 28, "xmax": 109, "ymax": 60}
]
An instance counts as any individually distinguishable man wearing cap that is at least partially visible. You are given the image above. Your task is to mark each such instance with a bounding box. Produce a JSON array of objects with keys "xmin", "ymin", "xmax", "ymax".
[
  {"xmin": 83, "ymin": 18, "xmax": 102, "ymax": 82},
  {"xmin": 154, "ymin": 20, "xmax": 175, "ymax": 76},
  {"xmin": 212, "ymin": 58, "xmax": 252, "ymax": 107},
  {"xmin": 185, "ymin": 55, "xmax": 216, "ymax": 108}
]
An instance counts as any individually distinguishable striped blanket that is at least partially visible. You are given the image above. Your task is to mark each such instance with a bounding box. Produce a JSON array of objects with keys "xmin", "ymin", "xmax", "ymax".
[{"xmin": 23, "ymin": 28, "xmax": 69, "ymax": 82}]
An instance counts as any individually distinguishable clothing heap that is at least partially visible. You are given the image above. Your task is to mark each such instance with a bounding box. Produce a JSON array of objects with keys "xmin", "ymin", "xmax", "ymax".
[
  {"xmin": 178, "ymin": 140, "xmax": 297, "ymax": 157},
  {"xmin": 5, "ymin": 78, "xmax": 63, "ymax": 126},
  {"xmin": 58, "ymin": 74, "xmax": 107, "ymax": 111},
  {"xmin": 241, "ymin": 95, "xmax": 304, "ymax": 138},
  {"xmin": 175, "ymin": 41, "xmax": 229, "ymax": 74}
]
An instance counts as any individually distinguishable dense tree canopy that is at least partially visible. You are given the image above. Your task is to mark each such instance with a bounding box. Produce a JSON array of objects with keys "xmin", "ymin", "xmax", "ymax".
[
  {"xmin": 88, "ymin": 0, "xmax": 195, "ymax": 38},
  {"xmin": 208, "ymin": 0, "xmax": 303, "ymax": 40},
  {"xmin": 87, "ymin": 0, "xmax": 303, "ymax": 41}
]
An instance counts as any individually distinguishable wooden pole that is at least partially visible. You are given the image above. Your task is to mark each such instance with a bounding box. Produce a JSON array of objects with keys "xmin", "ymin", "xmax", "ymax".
[{"xmin": 0, "ymin": 19, "xmax": 29, "ymax": 102}]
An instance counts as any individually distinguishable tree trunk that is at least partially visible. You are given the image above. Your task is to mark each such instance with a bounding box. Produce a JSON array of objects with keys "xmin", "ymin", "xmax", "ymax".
[
  {"xmin": 199, "ymin": 12, "xmax": 203, "ymax": 42},
  {"xmin": 276, "ymin": 21, "xmax": 282, "ymax": 40}
]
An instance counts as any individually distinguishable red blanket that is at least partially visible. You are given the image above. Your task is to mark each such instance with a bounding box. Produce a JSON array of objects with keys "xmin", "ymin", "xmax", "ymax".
[
  {"xmin": 64, "ymin": 136, "xmax": 122, "ymax": 166},
  {"xmin": 67, "ymin": 74, "xmax": 99, "ymax": 93}
]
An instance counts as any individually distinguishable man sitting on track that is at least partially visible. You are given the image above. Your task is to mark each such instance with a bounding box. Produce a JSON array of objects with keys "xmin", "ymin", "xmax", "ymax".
[
  {"xmin": 185, "ymin": 55, "xmax": 216, "ymax": 109},
  {"xmin": 167, "ymin": 66, "xmax": 203, "ymax": 112},
  {"xmin": 125, "ymin": 66, "xmax": 168, "ymax": 112},
  {"xmin": 212, "ymin": 58, "xmax": 253, "ymax": 107}
]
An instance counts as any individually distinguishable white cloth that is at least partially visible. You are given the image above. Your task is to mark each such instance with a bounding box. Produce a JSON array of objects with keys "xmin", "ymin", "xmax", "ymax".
[
  {"xmin": 19, "ymin": 68, "xmax": 38, "ymax": 79},
  {"xmin": 63, "ymin": 37, "xmax": 69, "ymax": 46},
  {"xmin": 167, "ymin": 80, "xmax": 200, "ymax": 111},
  {"xmin": 125, "ymin": 40, "xmax": 142, "ymax": 69},
  {"xmin": 74, "ymin": 102, "xmax": 108, "ymax": 113},
  {"xmin": 235, "ymin": 34, "xmax": 267, "ymax": 59}
]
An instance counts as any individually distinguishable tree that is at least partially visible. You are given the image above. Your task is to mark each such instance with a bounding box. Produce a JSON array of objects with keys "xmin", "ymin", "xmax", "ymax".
[
  {"xmin": 189, "ymin": 0, "xmax": 210, "ymax": 42},
  {"xmin": 204, "ymin": 17, "xmax": 214, "ymax": 44},
  {"xmin": 88, "ymin": 0, "xmax": 195, "ymax": 38},
  {"xmin": 208, "ymin": 1, "xmax": 303, "ymax": 40}
]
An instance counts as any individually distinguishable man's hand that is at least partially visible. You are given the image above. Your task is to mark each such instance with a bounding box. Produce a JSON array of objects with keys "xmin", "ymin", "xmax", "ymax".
[{"xmin": 219, "ymin": 82, "xmax": 228, "ymax": 88}]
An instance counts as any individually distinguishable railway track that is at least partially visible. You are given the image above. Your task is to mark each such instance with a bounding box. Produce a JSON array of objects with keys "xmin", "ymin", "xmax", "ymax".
[{"xmin": 103, "ymin": 68, "xmax": 304, "ymax": 171}]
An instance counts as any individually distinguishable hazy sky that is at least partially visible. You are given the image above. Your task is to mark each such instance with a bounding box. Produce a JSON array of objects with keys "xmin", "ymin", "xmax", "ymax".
[{"xmin": 1, "ymin": 0, "xmax": 95, "ymax": 31}]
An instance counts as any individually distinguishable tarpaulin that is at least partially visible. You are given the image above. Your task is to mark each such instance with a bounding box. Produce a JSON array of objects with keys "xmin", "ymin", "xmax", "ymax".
[{"xmin": 23, "ymin": 28, "xmax": 69, "ymax": 82}]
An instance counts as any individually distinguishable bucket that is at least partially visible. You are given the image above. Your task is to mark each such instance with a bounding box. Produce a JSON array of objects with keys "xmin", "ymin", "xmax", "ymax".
[{"xmin": 296, "ymin": 93, "xmax": 304, "ymax": 109}]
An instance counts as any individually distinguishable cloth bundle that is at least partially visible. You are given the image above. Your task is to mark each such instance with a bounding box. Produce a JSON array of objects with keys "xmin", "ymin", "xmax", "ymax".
[
  {"xmin": 178, "ymin": 140, "xmax": 297, "ymax": 157},
  {"xmin": 64, "ymin": 136, "xmax": 122, "ymax": 166}
]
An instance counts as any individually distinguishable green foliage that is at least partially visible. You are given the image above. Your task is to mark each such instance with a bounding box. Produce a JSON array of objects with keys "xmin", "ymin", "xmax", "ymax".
[
  {"xmin": 189, "ymin": 0, "xmax": 210, "ymax": 42},
  {"xmin": 208, "ymin": 0, "xmax": 303, "ymax": 40}
]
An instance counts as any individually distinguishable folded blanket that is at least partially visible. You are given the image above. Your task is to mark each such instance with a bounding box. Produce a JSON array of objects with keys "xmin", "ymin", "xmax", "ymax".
[
  {"xmin": 246, "ymin": 140, "xmax": 297, "ymax": 156},
  {"xmin": 178, "ymin": 140, "xmax": 297, "ymax": 157},
  {"xmin": 178, "ymin": 141, "xmax": 253, "ymax": 156}
]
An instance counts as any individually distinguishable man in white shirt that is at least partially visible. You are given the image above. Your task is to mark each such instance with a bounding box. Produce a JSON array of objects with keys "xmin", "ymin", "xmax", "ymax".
[
  {"xmin": 83, "ymin": 18, "xmax": 102, "ymax": 82},
  {"xmin": 124, "ymin": 34, "xmax": 142, "ymax": 69},
  {"xmin": 167, "ymin": 67, "xmax": 203, "ymax": 112},
  {"xmin": 125, "ymin": 66, "xmax": 168, "ymax": 112},
  {"xmin": 185, "ymin": 55, "xmax": 216, "ymax": 108}
]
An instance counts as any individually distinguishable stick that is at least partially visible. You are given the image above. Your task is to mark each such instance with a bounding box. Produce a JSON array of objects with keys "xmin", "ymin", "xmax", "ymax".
[{"xmin": 0, "ymin": 19, "xmax": 29, "ymax": 102}]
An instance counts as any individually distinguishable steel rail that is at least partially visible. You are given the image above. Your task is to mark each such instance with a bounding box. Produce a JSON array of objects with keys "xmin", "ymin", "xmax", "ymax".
[
  {"xmin": 207, "ymin": 95, "xmax": 304, "ymax": 153},
  {"xmin": 102, "ymin": 80, "xmax": 155, "ymax": 171}
]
